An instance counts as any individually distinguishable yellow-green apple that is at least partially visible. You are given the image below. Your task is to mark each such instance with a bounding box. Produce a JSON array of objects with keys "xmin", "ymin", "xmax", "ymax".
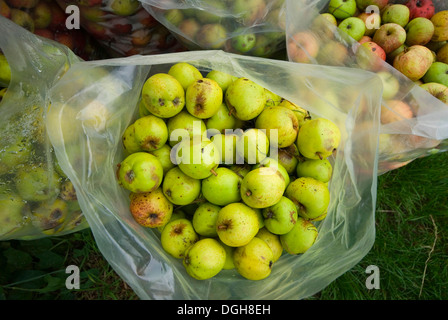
[
  {"xmin": 431, "ymin": 11, "xmax": 448, "ymax": 42},
  {"xmin": 0, "ymin": 0, "xmax": 11, "ymax": 18},
  {"xmin": 183, "ymin": 238, "xmax": 226, "ymax": 280},
  {"xmin": 387, "ymin": 44, "xmax": 407, "ymax": 62},
  {"xmin": 436, "ymin": 43, "xmax": 448, "ymax": 64},
  {"xmin": 420, "ymin": 82, "xmax": 448, "ymax": 104},
  {"xmin": 405, "ymin": 17, "xmax": 435, "ymax": 46},
  {"xmin": 338, "ymin": 16, "xmax": 366, "ymax": 41},
  {"xmin": 406, "ymin": 0, "xmax": 435, "ymax": 20},
  {"xmin": 31, "ymin": 0, "xmax": 52, "ymax": 29},
  {"xmin": 376, "ymin": 71, "xmax": 401, "ymax": 99},
  {"xmin": 316, "ymin": 40, "xmax": 349, "ymax": 66},
  {"xmin": 195, "ymin": 23, "xmax": 227, "ymax": 49},
  {"xmin": 0, "ymin": 52, "xmax": 11, "ymax": 87},
  {"xmin": 381, "ymin": 4, "xmax": 410, "ymax": 27},
  {"xmin": 373, "ymin": 23, "xmax": 407, "ymax": 54},
  {"xmin": 328, "ymin": 0, "xmax": 357, "ymax": 20},
  {"xmin": 380, "ymin": 100, "xmax": 413, "ymax": 124},
  {"xmin": 161, "ymin": 218, "xmax": 199, "ymax": 259},
  {"xmin": 287, "ymin": 31, "xmax": 320, "ymax": 64},
  {"xmin": 233, "ymin": 237, "xmax": 274, "ymax": 280},
  {"xmin": 393, "ymin": 45, "xmax": 434, "ymax": 81},
  {"xmin": 280, "ymin": 217, "xmax": 318, "ymax": 254},
  {"xmin": 109, "ymin": 0, "xmax": 140, "ymax": 16},
  {"xmin": 423, "ymin": 62, "xmax": 448, "ymax": 86}
]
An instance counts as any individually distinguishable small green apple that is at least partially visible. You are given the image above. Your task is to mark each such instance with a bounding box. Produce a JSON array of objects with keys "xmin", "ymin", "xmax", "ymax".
[
  {"xmin": 338, "ymin": 17, "xmax": 366, "ymax": 41},
  {"xmin": 161, "ymin": 218, "xmax": 199, "ymax": 259},
  {"xmin": 262, "ymin": 196, "xmax": 298, "ymax": 235},
  {"xmin": 183, "ymin": 238, "xmax": 226, "ymax": 280},
  {"xmin": 233, "ymin": 237, "xmax": 274, "ymax": 280},
  {"xmin": 280, "ymin": 217, "xmax": 318, "ymax": 255},
  {"xmin": 423, "ymin": 62, "xmax": 448, "ymax": 86}
]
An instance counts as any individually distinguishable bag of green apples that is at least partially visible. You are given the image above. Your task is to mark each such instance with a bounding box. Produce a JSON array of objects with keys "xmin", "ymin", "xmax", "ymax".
[
  {"xmin": 139, "ymin": 0, "xmax": 287, "ymax": 59},
  {"xmin": 47, "ymin": 48, "xmax": 384, "ymax": 299},
  {"xmin": 284, "ymin": 0, "xmax": 448, "ymax": 174},
  {"xmin": 55, "ymin": 0, "xmax": 186, "ymax": 57},
  {"xmin": 0, "ymin": 16, "xmax": 90, "ymax": 240}
]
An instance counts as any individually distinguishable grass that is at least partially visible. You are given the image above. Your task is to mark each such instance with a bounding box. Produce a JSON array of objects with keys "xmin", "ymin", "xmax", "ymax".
[{"xmin": 1, "ymin": 151, "xmax": 447, "ymax": 300}]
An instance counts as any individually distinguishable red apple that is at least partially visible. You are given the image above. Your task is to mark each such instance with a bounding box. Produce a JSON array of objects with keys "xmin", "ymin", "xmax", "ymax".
[
  {"xmin": 109, "ymin": 16, "xmax": 133, "ymax": 34},
  {"xmin": 405, "ymin": 0, "xmax": 435, "ymax": 20},
  {"xmin": 393, "ymin": 45, "xmax": 434, "ymax": 81},
  {"xmin": 34, "ymin": 28, "xmax": 54, "ymax": 39},
  {"xmin": 381, "ymin": 100, "xmax": 413, "ymax": 124},
  {"xmin": 373, "ymin": 23, "xmax": 407, "ymax": 54},
  {"xmin": 0, "ymin": 0, "xmax": 11, "ymax": 18},
  {"xmin": 48, "ymin": 2, "xmax": 67, "ymax": 31},
  {"xmin": 359, "ymin": 35, "xmax": 372, "ymax": 44},
  {"xmin": 54, "ymin": 31, "xmax": 75, "ymax": 50},
  {"xmin": 131, "ymin": 29, "xmax": 152, "ymax": 47},
  {"xmin": 287, "ymin": 31, "xmax": 320, "ymax": 64},
  {"xmin": 356, "ymin": 0, "xmax": 389, "ymax": 11}
]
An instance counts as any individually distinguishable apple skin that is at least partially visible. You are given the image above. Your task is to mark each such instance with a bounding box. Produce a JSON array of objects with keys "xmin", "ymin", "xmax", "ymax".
[
  {"xmin": 373, "ymin": 23, "xmax": 407, "ymax": 54},
  {"xmin": 338, "ymin": 16, "xmax": 366, "ymax": 41},
  {"xmin": 357, "ymin": 41, "xmax": 386, "ymax": 71},
  {"xmin": 393, "ymin": 45, "xmax": 434, "ymax": 81},
  {"xmin": 420, "ymin": 82, "xmax": 448, "ymax": 104},
  {"xmin": 406, "ymin": 0, "xmax": 435, "ymax": 20},
  {"xmin": 356, "ymin": 0, "xmax": 389, "ymax": 11},
  {"xmin": 376, "ymin": 71, "xmax": 400, "ymax": 99},
  {"xmin": 422, "ymin": 62, "xmax": 448, "ymax": 86},
  {"xmin": 431, "ymin": 11, "xmax": 448, "ymax": 42},
  {"xmin": 328, "ymin": 0, "xmax": 357, "ymax": 20},
  {"xmin": 405, "ymin": 17, "xmax": 435, "ymax": 46},
  {"xmin": 381, "ymin": 4, "xmax": 410, "ymax": 27},
  {"xmin": 380, "ymin": 100, "xmax": 413, "ymax": 124},
  {"xmin": 436, "ymin": 43, "xmax": 448, "ymax": 64},
  {"xmin": 287, "ymin": 31, "xmax": 320, "ymax": 63}
]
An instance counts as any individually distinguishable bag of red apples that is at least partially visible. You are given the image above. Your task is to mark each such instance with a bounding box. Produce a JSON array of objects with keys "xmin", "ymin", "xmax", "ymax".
[
  {"xmin": 285, "ymin": 0, "xmax": 448, "ymax": 174},
  {"xmin": 139, "ymin": 0, "xmax": 287, "ymax": 59},
  {"xmin": 55, "ymin": 0, "xmax": 186, "ymax": 57},
  {"xmin": 0, "ymin": 16, "xmax": 90, "ymax": 240},
  {"xmin": 0, "ymin": 0, "xmax": 107, "ymax": 60}
]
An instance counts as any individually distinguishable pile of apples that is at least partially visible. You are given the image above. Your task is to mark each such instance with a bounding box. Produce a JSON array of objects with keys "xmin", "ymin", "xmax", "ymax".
[
  {"xmin": 56, "ymin": 0, "xmax": 186, "ymax": 57},
  {"xmin": 326, "ymin": 0, "xmax": 448, "ymax": 103},
  {"xmin": 145, "ymin": 0, "xmax": 286, "ymax": 58},
  {"xmin": 115, "ymin": 62, "xmax": 341, "ymax": 281},
  {"xmin": 0, "ymin": 0, "xmax": 106, "ymax": 60}
]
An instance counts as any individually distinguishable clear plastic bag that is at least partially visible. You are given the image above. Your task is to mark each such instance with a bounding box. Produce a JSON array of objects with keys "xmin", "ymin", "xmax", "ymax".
[
  {"xmin": 0, "ymin": 16, "xmax": 89, "ymax": 240},
  {"xmin": 139, "ymin": 0, "xmax": 287, "ymax": 59},
  {"xmin": 285, "ymin": 0, "xmax": 448, "ymax": 174},
  {"xmin": 56, "ymin": 0, "xmax": 186, "ymax": 57},
  {"xmin": 47, "ymin": 50, "xmax": 383, "ymax": 299}
]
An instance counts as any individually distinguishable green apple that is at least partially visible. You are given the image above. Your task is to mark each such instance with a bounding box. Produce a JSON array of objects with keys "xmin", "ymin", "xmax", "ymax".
[
  {"xmin": 255, "ymin": 106, "xmax": 299, "ymax": 148},
  {"xmin": 206, "ymin": 70, "xmax": 235, "ymax": 93},
  {"xmin": 338, "ymin": 17, "xmax": 366, "ymax": 41},
  {"xmin": 131, "ymin": 114, "xmax": 168, "ymax": 152},
  {"xmin": 225, "ymin": 77, "xmax": 266, "ymax": 121},
  {"xmin": 116, "ymin": 152, "xmax": 163, "ymax": 193},
  {"xmin": 216, "ymin": 202, "xmax": 260, "ymax": 247},
  {"xmin": 183, "ymin": 238, "xmax": 226, "ymax": 280},
  {"xmin": 192, "ymin": 202, "xmax": 221, "ymax": 237},
  {"xmin": 0, "ymin": 52, "xmax": 11, "ymax": 87},
  {"xmin": 149, "ymin": 144, "xmax": 175, "ymax": 175},
  {"xmin": 167, "ymin": 110, "xmax": 207, "ymax": 147},
  {"xmin": 0, "ymin": 193, "xmax": 29, "ymax": 238},
  {"xmin": 210, "ymin": 133, "xmax": 239, "ymax": 165},
  {"xmin": 168, "ymin": 62, "xmax": 203, "ymax": 91},
  {"xmin": 176, "ymin": 137, "xmax": 220, "ymax": 179},
  {"xmin": 162, "ymin": 167, "xmax": 201, "ymax": 206},
  {"xmin": 423, "ymin": 62, "xmax": 448, "ymax": 86},
  {"xmin": 420, "ymin": 82, "xmax": 448, "ymax": 104},
  {"xmin": 233, "ymin": 237, "xmax": 274, "ymax": 280},
  {"xmin": 201, "ymin": 167, "xmax": 242, "ymax": 206},
  {"xmin": 161, "ymin": 218, "xmax": 199, "ymax": 259},
  {"xmin": 15, "ymin": 165, "xmax": 61, "ymax": 202},
  {"xmin": 376, "ymin": 71, "xmax": 401, "ymax": 99},
  {"xmin": 285, "ymin": 177, "xmax": 330, "ymax": 220},
  {"xmin": 276, "ymin": 145, "xmax": 300, "ymax": 175},
  {"xmin": 262, "ymin": 196, "xmax": 298, "ymax": 235},
  {"xmin": 296, "ymin": 158, "xmax": 333, "ymax": 183},
  {"xmin": 110, "ymin": 0, "xmax": 140, "ymax": 16},
  {"xmin": 205, "ymin": 103, "xmax": 238, "ymax": 134},
  {"xmin": 255, "ymin": 227, "xmax": 283, "ymax": 262},
  {"xmin": 236, "ymin": 128, "xmax": 270, "ymax": 164},
  {"xmin": 431, "ymin": 10, "xmax": 448, "ymax": 42},
  {"xmin": 185, "ymin": 78, "xmax": 223, "ymax": 119},
  {"xmin": 252, "ymin": 157, "xmax": 290, "ymax": 187},
  {"xmin": 405, "ymin": 17, "xmax": 435, "ymax": 46},
  {"xmin": 328, "ymin": 0, "xmax": 357, "ymax": 20},
  {"xmin": 296, "ymin": 118, "xmax": 341, "ymax": 160},
  {"xmin": 195, "ymin": 23, "xmax": 227, "ymax": 49},
  {"xmin": 240, "ymin": 167, "xmax": 286, "ymax": 209},
  {"xmin": 381, "ymin": 4, "xmax": 410, "ymax": 27},
  {"xmin": 141, "ymin": 73, "xmax": 185, "ymax": 118},
  {"xmin": 280, "ymin": 217, "xmax": 318, "ymax": 255}
]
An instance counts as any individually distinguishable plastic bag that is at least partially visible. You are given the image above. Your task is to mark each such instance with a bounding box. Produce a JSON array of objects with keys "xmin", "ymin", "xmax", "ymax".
[
  {"xmin": 139, "ymin": 0, "xmax": 287, "ymax": 59},
  {"xmin": 0, "ymin": 0, "xmax": 107, "ymax": 61},
  {"xmin": 0, "ymin": 16, "xmax": 89, "ymax": 240},
  {"xmin": 47, "ymin": 49, "xmax": 383, "ymax": 299},
  {"xmin": 285, "ymin": 0, "xmax": 448, "ymax": 174},
  {"xmin": 55, "ymin": 0, "xmax": 186, "ymax": 57}
]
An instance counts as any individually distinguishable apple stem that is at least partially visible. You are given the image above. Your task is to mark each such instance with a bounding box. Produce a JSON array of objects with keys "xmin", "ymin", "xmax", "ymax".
[
  {"xmin": 316, "ymin": 152, "xmax": 323, "ymax": 160},
  {"xmin": 210, "ymin": 168, "xmax": 218, "ymax": 176},
  {"xmin": 246, "ymin": 190, "xmax": 252, "ymax": 197}
]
